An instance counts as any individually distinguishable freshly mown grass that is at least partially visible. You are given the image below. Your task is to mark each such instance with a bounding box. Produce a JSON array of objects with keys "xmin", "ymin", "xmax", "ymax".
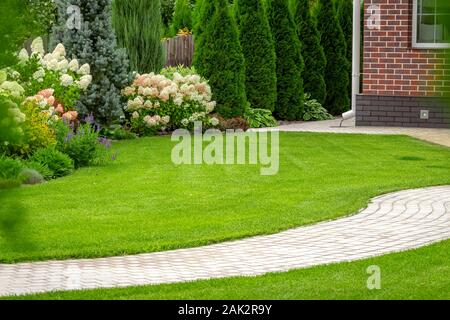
[
  {"xmin": 1, "ymin": 132, "xmax": 450, "ymax": 263},
  {"xmin": 8, "ymin": 240, "xmax": 450, "ymax": 300}
]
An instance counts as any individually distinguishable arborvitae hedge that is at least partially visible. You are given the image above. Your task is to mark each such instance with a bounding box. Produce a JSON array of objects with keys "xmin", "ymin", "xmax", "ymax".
[
  {"xmin": 236, "ymin": 0, "xmax": 277, "ymax": 112},
  {"xmin": 316, "ymin": 0, "xmax": 350, "ymax": 115},
  {"xmin": 194, "ymin": 0, "xmax": 247, "ymax": 118},
  {"xmin": 112, "ymin": 0, "xmax": 164, "ymax": 73},
  {"xmin": 291, "ymin": 0, "xmax": 326, "ymax": 105},
  {"xmin": 52, "ymin": 0, "xmax": 130, "ymax": 124},
  {"xmin": 170, "ymin": 0, "xmax": 193, "ymax": 36},
  {"xmin": 267, "ymin": 0, "xmax": 304, "ymax": 120},
  {"xmin": 338, "ymin": 0, "xmax": 353, "ymax": 102}
]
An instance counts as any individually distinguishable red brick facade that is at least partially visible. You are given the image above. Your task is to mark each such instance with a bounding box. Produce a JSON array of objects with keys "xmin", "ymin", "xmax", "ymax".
[{"xmin": 363, "ymin": 0, "xmax": 450, "ymax": 97}]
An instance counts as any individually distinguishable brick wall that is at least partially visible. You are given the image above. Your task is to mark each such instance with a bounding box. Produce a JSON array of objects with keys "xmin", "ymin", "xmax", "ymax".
[
  {"xmin": 363, "ymin": 0, "xmax": 450, "ymax": 97},
  {"xmin": 356, "ymin": 95, "xmax": 450, "ymax": 128}
]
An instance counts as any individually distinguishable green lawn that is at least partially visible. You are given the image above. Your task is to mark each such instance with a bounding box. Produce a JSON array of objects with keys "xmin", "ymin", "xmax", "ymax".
[
  {"xmin": 1, "ymin": 132, "xmax": 450, "ymax": 263},
  {"xmin": 9, "ymin": 240, "xmax": 450, "ymax": 300}
]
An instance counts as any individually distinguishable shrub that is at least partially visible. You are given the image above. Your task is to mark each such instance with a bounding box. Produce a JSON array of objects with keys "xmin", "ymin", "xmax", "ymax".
[
  {"xmin": 316, "ymin": 0, "xmax": 350, "ymax": 115},
  {"xmin": 11, "ymin": 38, "xmax": 92, "ymax": 112},
  {"xmin": 216, "ymin": 115, "xmax": 249, "ymax": 131},
  {"xmin": 303, "ymin": 94, "xmax": 334, "ymax": 121},
  {"xmin": 122, "ymin": 68, "xmax": 218, "ymax": 134},
  {"xmin": 338, "ymin": 0, "xmax": 353, "ymax": 103},
  {"xmin": 245, "ymin": 108, "xmax": 278, "ymax": 128},
  {"xmin": 193, "ymin": 0, "xmax": 248, "ymax": 118},
  {"xmin": 25, "ymin": 160, "xmax": 53, "ymax": 180},
  {"xmin": 236, "ymin": 0, "xmax": 277, "ymax": 112},
  {"xmin": 267, "ymin": 0, "xmax": 304, "ymax": 120},
  {"xmin": 52, "ymin": 0, "xmax": 130, "ymax": 124},
  {"xmin": 19, "ymin": 168, "xmax": 45, "ymax": 185},
  {"xmin": 5, "ymin": 99, "xmax": 56, "ymax": 158},
  {"xmin": 29, "ymin": 147, "xmax": 74, "ymax": 178},
  {"xmin": 0, "ymin": 155, "xmax": 24, "ymax": 188},
  {"xmin": 160, "ymin": 65, "xmax": 199, "ymax": 78},
  {"xmin": 292, "ymin": 0, "xmax": 327, "ymax": 105},
  {"xmin": 162, "ymin": 0, "xmax": 176, "ymax": 30},
  {"xmin": 170, "ymin": 0, "xmax": 193, "ymax": 36},
  {"xmin": 57, "ymin": 123, "xmax": 101, "ymax": 169},
  {"xmin": 99, "ymin": 125, "xmax": 137, "ymax": 141},
  {"xmin": 0, "ymin": 93, "xmax": 26, "ymax": 153},
  {"xmin": 112, "ymin": 0, "xmax": 164, "ymax": 73}
]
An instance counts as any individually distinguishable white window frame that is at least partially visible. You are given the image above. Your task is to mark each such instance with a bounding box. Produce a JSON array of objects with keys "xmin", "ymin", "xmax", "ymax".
[{"xmin": 412, "ymin": 0, "xmax": 450, "ymax": 49}]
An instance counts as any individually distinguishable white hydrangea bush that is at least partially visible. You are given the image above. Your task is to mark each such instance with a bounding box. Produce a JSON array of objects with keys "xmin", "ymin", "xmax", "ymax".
[
  {"xmin": 8, "ymin": 37, "xmax": 92, "ymax": 120},
  {"xmin": 122, "ymin": 67, "xmax": 218, "ymax": 135}
]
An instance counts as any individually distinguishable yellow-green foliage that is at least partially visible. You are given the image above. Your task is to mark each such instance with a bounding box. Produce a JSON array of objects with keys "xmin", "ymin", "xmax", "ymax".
[{"xmin": 13, "ymin": 100, "xmax": 56, "ymax": 157}]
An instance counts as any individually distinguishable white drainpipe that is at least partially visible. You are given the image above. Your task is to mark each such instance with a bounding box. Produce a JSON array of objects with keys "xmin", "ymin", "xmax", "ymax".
[{"xmin": 342, "ymin": 0, "xmax": 361, "ymax": 121}]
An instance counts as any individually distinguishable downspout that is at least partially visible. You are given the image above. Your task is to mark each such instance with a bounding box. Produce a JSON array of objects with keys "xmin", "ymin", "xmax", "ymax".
[{"xmin": 342, "ymin": 0, "xmax": 361, "ymax": 122}]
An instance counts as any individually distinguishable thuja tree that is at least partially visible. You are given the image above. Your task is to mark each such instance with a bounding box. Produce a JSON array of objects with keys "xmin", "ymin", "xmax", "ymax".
[
  {"xmin": 316, "ymin": 0, "xmax": 349, "ymax": 115},
  {"xmin": 236, "ymin": 0, "xmax": 277, "ymax": 112},
  {"xmin": 192, "ymin": 0, "xmax": 211, "ymax": 37},
  {"xmin": 338, "ymin": 0, "xmax": 353, "ymax": 102},
  {"xmin": 267, "ymin": 0, "xmax": 304, "ymax": 120},
  {"xmin": 170, "ymin": 0, "xmax": 193, "ymax": 36},
  {"xmin": 292, "ymin": 0, "xmax": 326, "ymax": 105},
  {"xmin": 52, "ymin": 0, "xmax": 130, "ymax": 124},
  {"xmin": 194, "ymin": 0, "xmax": 247, "ymax": 118},
  {"xmin": 112, "ymin": 0, "xmax": 164, "ymax": 73}
]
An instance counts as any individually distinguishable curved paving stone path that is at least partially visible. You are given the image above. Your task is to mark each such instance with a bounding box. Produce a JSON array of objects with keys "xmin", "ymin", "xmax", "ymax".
[{"xmin": 1, "ymin": 186, "xmax": 449, "ymax": 297}]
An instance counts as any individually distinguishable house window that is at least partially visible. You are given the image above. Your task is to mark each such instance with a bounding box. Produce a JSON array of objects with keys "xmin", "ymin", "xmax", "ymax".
[{"xmin": 413, "ymin": 0, "xmax": 450, "ymax": 48}]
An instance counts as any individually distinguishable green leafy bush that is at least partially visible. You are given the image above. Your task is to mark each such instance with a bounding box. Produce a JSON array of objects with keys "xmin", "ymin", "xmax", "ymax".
[
  {"xmin": 160, "ymin": 65, "xmax": 198, "ymax": 78},
  {"xmin": 216, "ymin": 115, "xmax": 250, "ymax": 131},
  {"xmin": 57, "ymin": 123, "xmax": 101, "ymax": 169},
  {"xmin": 303, "ymin": 94, "xmax": 334, "ymax": 121},
  {"xmin": 53, "ymin": 0, "xmax": 130, "ymax": 124},
  {"xmin": 0, "ymin": 155, "xmax": 24, "ymax": 188},
  {"xmin": 267, "ymin": 0, "xmax": 304, "ymax": 120},
  {"xmin": 29, "ymin": 147, "xmax": 74, "ymax": 178},
  {"xmin": 5, "ymin": 99, "xmax": 56, "ymax": 158},
  {"xmin": 25, "ymin": 160, "xmax": 53, "ymax": 180},
  {"xmin": 123, "ymin": 68, "xmax": 218, "ymax": 134},
  {"xmin": 245, "ymin": 108, "xmax": 278, "ymax": 128},
  {"xmin": 0, "ymin": 93, "xmax": 26, "ymax": 154}
]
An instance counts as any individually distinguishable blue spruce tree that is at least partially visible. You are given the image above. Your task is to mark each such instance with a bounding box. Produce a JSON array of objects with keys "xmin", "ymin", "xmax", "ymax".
[{"xmin": 52, "ymin": 0, "xmax": 130, "ymax": 124}]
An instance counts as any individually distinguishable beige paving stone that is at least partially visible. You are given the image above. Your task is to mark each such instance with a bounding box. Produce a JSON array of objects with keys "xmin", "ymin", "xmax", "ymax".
[{"xmin": 252, "ymin": 118, "xmax": 450, "ymax": 147}]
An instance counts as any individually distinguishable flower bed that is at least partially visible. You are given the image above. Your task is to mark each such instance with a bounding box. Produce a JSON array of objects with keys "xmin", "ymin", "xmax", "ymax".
[{"xmin": 122, "ymin": 67, "xmax": 218, "ymax": 135}]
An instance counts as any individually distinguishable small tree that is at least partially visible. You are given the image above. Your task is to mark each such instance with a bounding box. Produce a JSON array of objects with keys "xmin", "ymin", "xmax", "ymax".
[
  {"xmin": 338, "ymin": 0, "xmax": 353, "ymax": 102},
  {"xmin": 170, "ymin": 0, "xmax": 193, "ymax": 36},
  {"xmin": 113, "ymin": 0, "xmax": 164, "ymax": 73},
  {"xmin": 194, "ymin": 0, "xmax": 247, "ymax": 118},
  {"xmin": 316, "ymin": 0, "xmax": 350, "ymax": 115},
  {"xmin": 292, "ymin": 0, "xmax": 326, "ymax": 105},
  {"xmin": 267, "ymin": 0, "xmax": 304, "ymax": 120},
  {"xmin": 236, "ymin": 0, "xmax": 277, "ymax": 112},
  {"xmin": 52, "ymin": 0, "xmax": 130, "ymax": 124}
]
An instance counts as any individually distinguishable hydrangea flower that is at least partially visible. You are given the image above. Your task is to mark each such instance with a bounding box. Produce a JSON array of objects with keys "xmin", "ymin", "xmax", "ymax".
[{"xmin": 60, "ymin": 74, "xmax": 74, "ymax": 87}]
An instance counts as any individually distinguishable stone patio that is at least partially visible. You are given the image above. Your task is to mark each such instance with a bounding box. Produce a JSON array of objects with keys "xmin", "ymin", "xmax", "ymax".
[{"xmin": 273, "ymin": 119, "xmax": 450, "ymax": 148}]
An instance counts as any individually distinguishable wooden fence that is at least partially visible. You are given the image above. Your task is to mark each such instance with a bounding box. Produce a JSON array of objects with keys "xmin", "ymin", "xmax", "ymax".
[{"xmin": 163, "ymin": 35, "xmax": 194, "ymax": 67}]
